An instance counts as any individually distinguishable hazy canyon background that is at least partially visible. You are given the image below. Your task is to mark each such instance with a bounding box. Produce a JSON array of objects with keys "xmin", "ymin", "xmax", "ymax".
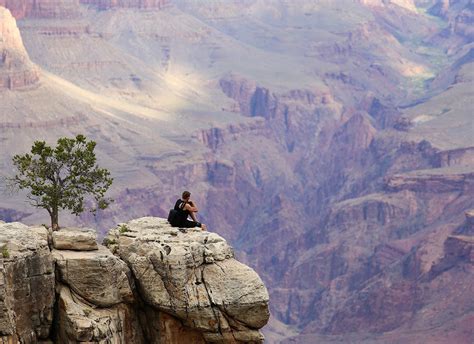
[{"xmin": 0, "ymin": 0, "xmax": 473, "ymax": 343}]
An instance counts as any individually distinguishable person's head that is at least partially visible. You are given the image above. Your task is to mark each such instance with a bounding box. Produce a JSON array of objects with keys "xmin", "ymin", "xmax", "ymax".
[{"xmin": 182, "ymin": 190, "xmax": 191, "ymax": 201}]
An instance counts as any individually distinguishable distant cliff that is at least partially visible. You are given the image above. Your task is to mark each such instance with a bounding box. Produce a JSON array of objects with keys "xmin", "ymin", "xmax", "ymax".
[
  {"xmin": 0, "ymin": 7, "xmax": 40, "ymax": 90},
  {"xmin": 0, "ymin": 217, "xmax": 269, "ymax": 343}
]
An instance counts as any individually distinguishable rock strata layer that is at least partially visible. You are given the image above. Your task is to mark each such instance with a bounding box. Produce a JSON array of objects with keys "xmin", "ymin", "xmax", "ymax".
[
  {"xmin": 0, "ymin": 218, "xmax": 269, "ymax": 343},
  {"xmin": 0, "ymin": 222, "xmax": 54, "ymax": 343},
  {"xmin": 79, "ymin": 0, "xmax": 171, "ymax": 10},
  {"xmin": 52, "ymin": 227, "xmax": 98, "ymax": 250},
  {"xmin": 0, "ymin": 6, "xmax": 40, "ymax": 90}
]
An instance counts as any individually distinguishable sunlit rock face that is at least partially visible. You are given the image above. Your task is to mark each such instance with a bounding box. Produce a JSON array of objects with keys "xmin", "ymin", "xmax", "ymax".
[
  {"xmin": 0, "ymin": 7, "xmax": 40, "ymax": 90},
  {"xmin": 0, "ymin": 222, "xmax": 54, "ymax": 343},
  {"xmin": 104, "ymin": 217, "xmax": 270, "ymax": 343},
  {"xmin": 0, "ymin": 219, "xmax": 270, "ymax": 343}
]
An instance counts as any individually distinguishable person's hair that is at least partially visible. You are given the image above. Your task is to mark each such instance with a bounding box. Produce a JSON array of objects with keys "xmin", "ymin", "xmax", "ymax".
[{"xmin": 182, "ymin": 191, "xmax": 191, "ymax": 199}]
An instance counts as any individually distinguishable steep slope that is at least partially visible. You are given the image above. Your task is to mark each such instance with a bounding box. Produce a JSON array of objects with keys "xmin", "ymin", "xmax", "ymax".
[{"xmin": 0, "ymin": 7, "xmax": 39, "ymax": 89}]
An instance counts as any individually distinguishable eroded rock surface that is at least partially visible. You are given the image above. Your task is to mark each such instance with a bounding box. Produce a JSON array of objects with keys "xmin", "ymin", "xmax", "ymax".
[
  {"xmin": 53, "ymin": 245, "xmax": 133, "ymax": 306},
  {"xmin": 0, "ymin": 218, "xmax": 269, "ymax": 343},
  {"xmin": 0, "ymin": 7, "xmax": 40, "ymax": 90},
  {"xmin": 52, "ymin": 227, "xmax": 98, "ymax": 251},
  {"xmin": 0, "ymin": 222, "xmax": 54, "ymax": 343},
  {"xmin": 104, "ymin": 217, "xmax": 270, "ymax": 343}
]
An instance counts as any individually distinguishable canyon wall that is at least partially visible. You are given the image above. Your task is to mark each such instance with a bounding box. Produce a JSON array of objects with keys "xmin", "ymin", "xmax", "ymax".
[
  {"xmin": 0, "ymin": 7, "xmax": 39, "ymax": 90},
  {"xmin": 0, "ymin": 1, "xmax": 472, "ymax": 343}
]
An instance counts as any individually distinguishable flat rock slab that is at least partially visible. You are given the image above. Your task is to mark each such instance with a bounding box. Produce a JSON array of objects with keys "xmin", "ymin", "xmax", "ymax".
[{"xmin": 52, "ymin": 227, "xmax": 98, "ymax": 251}]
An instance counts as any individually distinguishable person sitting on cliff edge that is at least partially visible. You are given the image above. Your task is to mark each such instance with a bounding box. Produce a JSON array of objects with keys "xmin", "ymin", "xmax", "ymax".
[{"xmin": 173, "ymin": 191, "xmax": 207, "ymax": 231}]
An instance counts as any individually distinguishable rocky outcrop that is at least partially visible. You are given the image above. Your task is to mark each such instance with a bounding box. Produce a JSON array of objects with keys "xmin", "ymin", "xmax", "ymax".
[
  {"xmin": 435, "ymin": 147, "xmax": 474, "ymax": 168},
  {"xmin": 52, "ymin": 227, "xmax": 98, "ymax": 251},
  {"xmin": 427, "ymin": 235, "xmax": 473, "ymax": 279},
  {"xmin": 0, "ymin": 222, "xmax": 54, "ymax": 343},
  {"xmin": 385, "ymin": 169, "xmax": 474, "ymax": 193},
  {"xmin": 104, "ymin": 217, "xmax": 270, "ymax": 343},
  {"xmin": 0, "ymin": 218, "xmax": 269, "ymax": 343},
  {"xmin": 0, "ymin": 0, "xmax": 171, "ymax": 20},
  {"xmin": 0, "ymin": 0, "xmax": 81, "ymax": 20},
  {"xmin": 0, "ymin": 6, "xmax": 40, "ymax": 90},
  {"xmin": 358, "ymin": 0, "xmax": 418, "ymax": 12}
]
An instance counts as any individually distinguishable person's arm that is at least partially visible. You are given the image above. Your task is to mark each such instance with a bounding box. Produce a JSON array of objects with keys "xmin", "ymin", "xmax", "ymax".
[{"xmin": 184, "ymin": 202, "xmax": 198, "ymax": 213}]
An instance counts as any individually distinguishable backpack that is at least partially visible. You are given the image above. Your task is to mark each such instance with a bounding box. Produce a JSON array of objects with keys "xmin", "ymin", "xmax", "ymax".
[
  {"xmin": 167, "ymin": 209, "xmax": 179, "ymax": 226},
  {"xmin": 167, "ymin": 200, "xmax": 187, "ymax": 227}
]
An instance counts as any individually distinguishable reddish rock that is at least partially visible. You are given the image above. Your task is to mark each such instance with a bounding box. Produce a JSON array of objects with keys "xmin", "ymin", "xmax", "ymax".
[
  {"xmin": 385, "ymin": 170, "xmax": 474, "ymax": 193},
  {"xmin": 435, "ymin": 147, "xmax": 474, "ymax": 167}
]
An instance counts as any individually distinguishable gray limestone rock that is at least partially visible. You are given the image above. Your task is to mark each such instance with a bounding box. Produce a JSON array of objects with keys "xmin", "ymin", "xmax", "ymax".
[
  {"xmin": 53, "ymin": 245, "xmax": 134, "ymax": 307},
  {"xmin": 0, "ymin": 218, "xmax": 270, "ymax": 343},
  {"xmin": 104, "ymin": 217, "xmax": 270, "ymax": 343},
  {"xmin": 0, "ymin": 222, "xmax": 55, "ymax": 343},
  {"xmin": 52, "ymin": 227, "xmax": 98, "ymax": 251},
  {"xmin": 56, "ymin": 284, "xmax": 144, "ymax": 343}
]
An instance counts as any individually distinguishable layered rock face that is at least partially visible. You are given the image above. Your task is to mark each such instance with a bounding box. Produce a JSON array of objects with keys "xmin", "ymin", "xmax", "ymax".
[
  {"xmin": 79, "ymin": 0, "xmax": 171, "ymax": 10},
  {"xmin": 0, "ymin": 218, "xmax": 269, "ymax": 343},
  {"xmin": 0, "ymin": 222, "xmax": 54, "ymax": 343},
  {"xmin": 0, "ymin": 0, "xmax": 81, "ymax": 19},
  {"xmin": 0, "ymin": 7, "xmax": 40, "ymax": 90},
  {"xmin": 0, "ymin": 0, "xmax": 170, "ymax": 20}
]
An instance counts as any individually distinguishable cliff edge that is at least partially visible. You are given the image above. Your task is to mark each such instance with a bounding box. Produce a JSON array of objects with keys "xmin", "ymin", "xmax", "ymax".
[{"xmin": 0, "ymin": 217, "xmax": 270, "ymax": 343}]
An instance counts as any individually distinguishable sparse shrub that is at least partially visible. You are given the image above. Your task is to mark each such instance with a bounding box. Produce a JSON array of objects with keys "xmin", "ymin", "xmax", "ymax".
[
  {"xmin": 118, "ymin": 224, "xmax": 130, "ymax": 234},
  {"xmin": 1, "ymin": 246, "xmax": 9, "ymax": 259}
]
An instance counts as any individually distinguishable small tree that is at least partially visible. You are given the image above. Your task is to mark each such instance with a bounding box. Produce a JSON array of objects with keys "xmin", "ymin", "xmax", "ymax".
[{"xmin": 10, "ymin": 135, "xmax": 113, "ymax": 230}]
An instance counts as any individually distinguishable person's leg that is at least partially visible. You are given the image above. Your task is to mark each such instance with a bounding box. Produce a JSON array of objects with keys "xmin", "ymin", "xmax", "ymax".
[
  {"xmin": 190, "ymin": 212, "xmax": 206, "ymax": 231},
  {"xmin": 184, "ymin": 220, "xmax": 207, "ymax": 231}
]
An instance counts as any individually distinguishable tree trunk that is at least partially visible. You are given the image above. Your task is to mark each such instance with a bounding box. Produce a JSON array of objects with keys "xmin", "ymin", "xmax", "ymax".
[{"xmin": 51, "ymin": 207, "xmax": 59, "ymax": 231}]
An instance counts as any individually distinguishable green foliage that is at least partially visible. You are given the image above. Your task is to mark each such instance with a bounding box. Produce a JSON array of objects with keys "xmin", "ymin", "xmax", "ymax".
[
  {"xmin": 1, "ymin": 246, "xmax": 9, "ymax": 259},
  {"xmin": 118, "ymin": 224, "xmax": 130, "ymax": 234},
  {"xmin": 10, "ymin": 135, "xmax": 113, "ymax": 229}
]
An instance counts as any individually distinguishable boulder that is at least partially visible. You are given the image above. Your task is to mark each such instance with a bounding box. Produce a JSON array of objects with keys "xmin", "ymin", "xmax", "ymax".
[
  {"xmin": 104, "ymin": 217, "xmax": 270, "ymax": 343},
  {"xmin": 56, "ymin": 284, "xmax": 144, "ymax": 343},
  {"xmin": 0, "ymin": 218, "xmax": 270, "ymax": 343},
  {"xmin": 52, "ymin": 227, "xmax": 98, "ymax": 251},
  {"xmin": 53, "ymin": 245, "xmax": 134, "ymax": 307}
]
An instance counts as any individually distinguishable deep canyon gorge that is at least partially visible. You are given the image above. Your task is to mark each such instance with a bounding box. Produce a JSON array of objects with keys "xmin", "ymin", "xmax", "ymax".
[{"xmin": 0, "ymin": 0, "xmax": 473, "ymax": 343}]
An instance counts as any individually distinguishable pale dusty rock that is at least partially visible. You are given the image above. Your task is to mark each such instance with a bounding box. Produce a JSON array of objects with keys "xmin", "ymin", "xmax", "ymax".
[
  {"xmin": 0, "ymin": 218, "xmax": 270, "ymax": 343},
  {"xmin": 0, "ymin": 0, "xmax": 81, "ymax": 19},
  {"xmin": 79, "ymin": 0, "xmax": 171, "ymax": 10},
  {"xmin": 104, "ymin": 217, "xmax": 270, "ymax": 343},
  {"xmin": 56, "ymin": 284, "xmax": 144, "ymax": 343},
  {"xmin": 0, "ymin": 7, "xmax": 40, "ymax": 90},
  {"xmin": 53, "ymin": 245, "xmax": 134, "ymax": 307},
  {"xmin": 0, "ymin": 222, "xmax": 55, "ymax": 343},
  {"xmin": 30, "ymin": 226, "xmax": 51, "ymax": 243},
  {"xmin": 52, "ymin": 227, "xmax": 98, "ymax": 251}
]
